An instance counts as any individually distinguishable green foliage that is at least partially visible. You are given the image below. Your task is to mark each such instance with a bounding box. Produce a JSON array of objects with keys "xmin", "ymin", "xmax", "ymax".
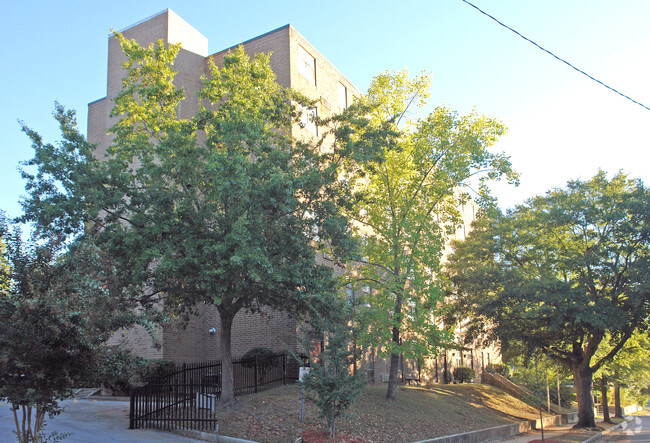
[
  {"xmin": 241, "ymin": 347, "xmax": 278, "ymax": 372},
  {"xmin": 18, "ymin": 34, "xmax": 379, "ymax": 407},
  {"xmin": 94, "ymin": 346, "xmax": 176, "ymax": 393},
  {"xmin": 0, "ymin": 233, "xmax": 10, "ymax": 295},
  {"xmin": 510, "ymin": 362, "xmax": 575, "ymax": 408},
  {"xmin": 595, "ymin": 332, "xmax": 650, "ymax": 408},
  {"xmin": 447, "ymin": 170, "xmax": 650, "ymax": 427},
  {"xmin": 18, "ymin": 104, "xmax": 105, "ymax": 240},
  {"xmin": 345, "ymin": 70, "xmax": 518, "ymax": 400},
  {"xmin": 452, "ymin": 366, "xmax": 476, "ymax": 383},
  {"xmin": 0, "ymin": 221, "xmax": 134, "ymax": 442},
  {"xmin": 299, "ymin": 301, "xmax": 367, "ymax": 439},
  {"xmin": 241, "ymin": 346, "xmax": 276, "ymax": 361}
]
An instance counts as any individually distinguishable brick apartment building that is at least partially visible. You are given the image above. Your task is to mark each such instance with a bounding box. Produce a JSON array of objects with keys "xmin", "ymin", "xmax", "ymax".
[
  {"xmin": 89, "ymin": 9, "xmax": 499, "ymax": 383},
  {"xmin": 89, "ymin": 8, "xmax": 358, "ymax": 363}
]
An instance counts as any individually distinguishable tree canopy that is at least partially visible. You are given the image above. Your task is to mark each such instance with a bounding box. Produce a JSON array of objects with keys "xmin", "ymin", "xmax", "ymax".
[
  {"xmin": 346, "ymin": 70, "xmax": 518, "ymax": 400},
  {"xmin": 447, "ymin": 170, "xmax": 650, "ymax": 427},
  {"xmin": 0, "ymin": 214, "xmax": 133, "ymax": 442},
  {"xmin": 18, "ymin": 33, "xmax": 380, "ymax": 406}
]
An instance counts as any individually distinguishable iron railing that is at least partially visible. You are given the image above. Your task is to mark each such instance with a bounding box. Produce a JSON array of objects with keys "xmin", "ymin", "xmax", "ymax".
[{"xmin": 129, "ymin": 353, "xmax": 303, "ymax": 431}]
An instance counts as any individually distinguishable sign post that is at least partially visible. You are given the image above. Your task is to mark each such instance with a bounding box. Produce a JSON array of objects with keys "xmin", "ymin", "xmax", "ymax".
[{"xmin": 299, "ymin": 367, "xmax": 310, "ymax": 421}]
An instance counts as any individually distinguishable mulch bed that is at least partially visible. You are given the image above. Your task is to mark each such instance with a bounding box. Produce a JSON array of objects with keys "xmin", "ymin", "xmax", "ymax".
[{"xmin": 300, "ymin": 428, "xmax": 365, "ymax": 443}]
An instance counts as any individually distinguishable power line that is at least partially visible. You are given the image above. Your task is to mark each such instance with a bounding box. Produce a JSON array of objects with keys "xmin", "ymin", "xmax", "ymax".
[{"xmin": 460, "ymin": 0, "xmax": 650, "ymax": 112}]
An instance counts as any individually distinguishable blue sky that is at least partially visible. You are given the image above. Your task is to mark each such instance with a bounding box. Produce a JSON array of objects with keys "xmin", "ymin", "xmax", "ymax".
[{"xmin": 2, "ymin": 0, "xmax": 649, "ymax": 220}]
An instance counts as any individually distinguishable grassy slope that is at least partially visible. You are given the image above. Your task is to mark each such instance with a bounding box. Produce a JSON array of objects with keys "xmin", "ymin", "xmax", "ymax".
[{"xmin": 214, "ymin": 383, "xmax": 552, "ymax": 442}]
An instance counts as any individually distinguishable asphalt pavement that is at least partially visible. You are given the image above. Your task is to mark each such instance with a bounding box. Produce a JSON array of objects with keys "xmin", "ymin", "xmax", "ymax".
[
  {"xmin": 598, "ymin": 415, "xmax": 650, "ymax": 442},
  {"xmin": 0, "ymin": 398, "xmax": 204, "ymax": 442}
]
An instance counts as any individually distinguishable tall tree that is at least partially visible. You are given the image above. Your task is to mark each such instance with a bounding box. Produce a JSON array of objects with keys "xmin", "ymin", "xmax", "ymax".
[
  {"xmin": 347, "ymin": 71, "xmax": 518, "ymax": 401},
  {"xmin": 19, "ymin": 34, "xmax": 375, "ymax": 407},
  {"xmin": 447, "ymin": 171, "xmax": 650, "ymax": 427}
]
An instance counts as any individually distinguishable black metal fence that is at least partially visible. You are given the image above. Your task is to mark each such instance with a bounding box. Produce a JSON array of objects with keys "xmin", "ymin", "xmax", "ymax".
[{"xmin": 129, "ymin": 353, "xmax": 302, "ymax": 431}]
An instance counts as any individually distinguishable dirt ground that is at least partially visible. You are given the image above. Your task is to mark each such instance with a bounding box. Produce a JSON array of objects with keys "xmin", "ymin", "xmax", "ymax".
[{"xmin": 211, "ymin": 383, "xmax": 552, "ymax": 442}]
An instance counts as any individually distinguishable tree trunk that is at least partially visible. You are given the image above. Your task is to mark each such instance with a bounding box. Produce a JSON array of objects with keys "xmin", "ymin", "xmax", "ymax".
[
  {"xmin": 557, "ymin": 366, "xmax": 562, "ymax": 410},
  {"xmin": 444, "ymin": 352, "xmax": 449, "ymax": 383},
  {"xmin": 385, "ymin": 326, "xmax": 400, "ymax": 401},
  {"xmin": 386, "ymin": 286, "xmax": 403, "ymax": 401},
  {"xmin": 218, "ymin": 310, "xmax": 236, "ymax": 407},
  {"xmin": 572, "ymin": 362, "xmax": 596, "ymax": 428},
  {"xmin": 601, "ymin": 373, "xmax": 612, "ymax": 423},
  {"xmin": 546, "ymin": 370, "xmax": 551, "ymax": 412},
  {"xmin": 614, "ymin": 380, "xmax": 623, "ymax": 418}
]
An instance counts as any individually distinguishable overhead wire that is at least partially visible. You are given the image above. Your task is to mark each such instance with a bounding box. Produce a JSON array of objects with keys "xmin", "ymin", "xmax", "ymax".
[{"xmin": 459, "ymin": 0, "xmax": 650, "ymax": 112}]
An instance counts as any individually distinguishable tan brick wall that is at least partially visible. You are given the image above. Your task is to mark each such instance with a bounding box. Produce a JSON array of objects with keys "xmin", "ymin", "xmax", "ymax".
[
  {"xmin": 106, "ymin": 324, "xmax": 163, "ymax": 359},
  {"xmin": 162, "ymin": 304, "xmax": 300, "ymax": 363},
  {"xmin": 88, "ymin": 10, "xmax": 210, "ymax": 361},
  {"xmin": 87, "ymin": 97, "xmax": 107, "ymax": 153},
  {"xmin": 210, "ymin": 25, "xmax": 291, "ymax": 88},
  {"xmin": 210, "ymin": 25, "xmax": 362, "ymax": 147},
  {"xmin": 288, "ymin": 27, "xmax": 361, "ymax": 145},
  {"xmin": 89, "ymin": 9, "xmax": 207, "ymax": 157}
]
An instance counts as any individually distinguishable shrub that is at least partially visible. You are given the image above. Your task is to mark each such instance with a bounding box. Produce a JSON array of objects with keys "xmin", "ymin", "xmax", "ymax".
[
  {"xmin": 241, "ymin": 347, "xmax": 278, "ymax": 370},
  {"xmin": 299, "ymin": 319, "xmax": 367, "ymax": 439},
  {"xmin": 453, "ymin": 366, "xmax": 476, "ymax": 383},
  {"xmin": 485, "ymin": 363, "xmax": 511, "ymax": 377},
  {"xmin": 95, "ymin": 346, "xmax": 176, "ymax": 394},
  {"xmin": 140, "ymin": 358, "xmax": 177, "ymax": 380},
  {"xmin": 241, "ymin": 347, "xmax": 278, "ymax": 382},
  {"xmin": 241, "ymin": 346, "xmax": 276, "ymax": 362}
]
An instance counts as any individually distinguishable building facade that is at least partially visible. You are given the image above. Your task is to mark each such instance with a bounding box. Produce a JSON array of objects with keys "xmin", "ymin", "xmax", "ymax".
[
  {"xmin": 88, "ymin": 9, "xmax": 359, "ymax": 363},
  {"xmin": 89, "ymin": 9, "xmax": 499, "ymax": 380}
]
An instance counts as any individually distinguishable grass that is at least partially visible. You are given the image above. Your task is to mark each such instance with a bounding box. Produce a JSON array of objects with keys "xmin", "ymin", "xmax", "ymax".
[{"xmin": 211, "ymin": 382, "xmax": 554, "ymax": 442}]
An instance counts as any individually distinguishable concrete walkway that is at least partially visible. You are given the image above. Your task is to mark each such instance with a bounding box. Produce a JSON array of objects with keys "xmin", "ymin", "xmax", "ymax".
[
  {"xmin": 0, "ymin": 398, "xmax": 204, "ymax": 442},
  {"xmin": 497, "ymin": 422, "xmax": 582, "ymax": 442},
  {"xmin": 496, "ymin": 419, "xmax": 636, "ymax": 443}
]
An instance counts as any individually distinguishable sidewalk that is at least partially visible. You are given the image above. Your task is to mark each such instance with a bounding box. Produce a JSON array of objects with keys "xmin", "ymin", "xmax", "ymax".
[
  {"xmin": 497, "ymin": 420, "xmax": 620, "ymax": 443},
  {"xmin": 498, "ymin": 422, "xmax": 579, "ymax": 442}
]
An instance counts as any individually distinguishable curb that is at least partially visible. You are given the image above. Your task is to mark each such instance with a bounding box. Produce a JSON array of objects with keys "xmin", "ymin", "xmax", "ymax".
[
  {"xmin": 583, "ymin": 416, "xmax": 633, "ymax": 443},
  {"xmin": 173, "ymin": 428, "xmax": 260, "ymax": 442},
  {"xmin": 413, "ymin": 412, "xmax": 578, "ymax": 443}
]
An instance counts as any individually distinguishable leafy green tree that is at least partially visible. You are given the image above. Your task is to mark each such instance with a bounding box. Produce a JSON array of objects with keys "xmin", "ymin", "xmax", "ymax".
[
  {"xmin": 346, "ymin": 71, "xmax": 518, "ymax": 401},
  {"xmin": 447, "ymin": 171, "xmax": 650, "ymax": 428},
  {"xmin": 19, "ymin": 34, "xmax": 377, "ymax": 407},
  {"xmin": 0, "ymin": 219, "xmax": 133, "ymax": 442},
  {"xmin": 299, "ymin": 300, "xmax": 367, "ymax": 439},
  {"xmin": 0, "ymin": 233, "xmax": 10, "ymax": 295},
  {"xmin": 506, "ymin": 353, "xmax": 575, "ymax": 411},
  {"xmin": 595, "ymin": 332, "xmax": 650, "ymax": 419}
]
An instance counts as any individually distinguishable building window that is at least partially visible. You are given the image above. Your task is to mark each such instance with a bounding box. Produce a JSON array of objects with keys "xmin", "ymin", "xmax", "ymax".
[
  {"xmin": 345, "ymin": 284, "xmax": 354, "ymax": 302},
  {"xmin": 298, "ymin": 45, "xmax": 316, "ymax": 85},
  {"xmin": 338, "ymin": 82, "xmax": 347, "ymax": 110},
  {"xmin": 300, "ymin": 105, "xmax": 317, "ymax": 136}
]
